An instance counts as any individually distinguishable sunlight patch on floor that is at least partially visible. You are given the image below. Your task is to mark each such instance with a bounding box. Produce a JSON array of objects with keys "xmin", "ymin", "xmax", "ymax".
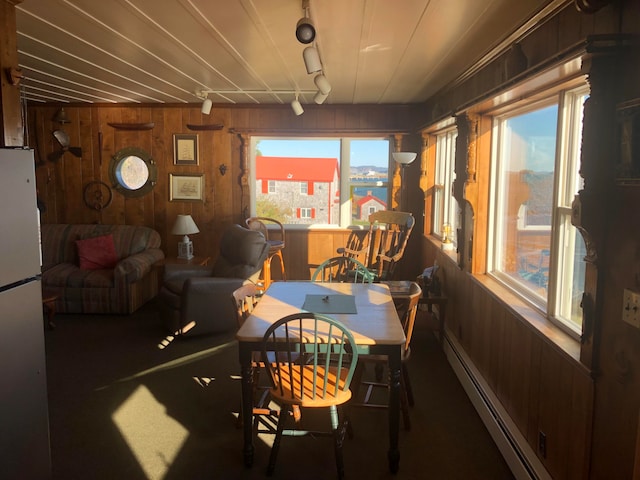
[{"xmin": 112, "ymin": 385, "xmax": 188, "ymax": 480}]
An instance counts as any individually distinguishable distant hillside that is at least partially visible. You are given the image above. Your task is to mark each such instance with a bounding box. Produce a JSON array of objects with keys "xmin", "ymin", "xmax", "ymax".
[{"xmin": 350, "ymin": 165, "xmax": 388, "ymax": 176}]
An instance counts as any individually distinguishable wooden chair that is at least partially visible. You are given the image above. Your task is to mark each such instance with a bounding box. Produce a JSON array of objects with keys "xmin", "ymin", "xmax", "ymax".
[
  {"xmin": 261, "ymin": 313, "xmax": 359, "ymax": 479},
  {"xmin": 311, "ymin": 256, "xmax": 374, "ymax": 284},
  {"xmin": 338, "ymin": 210, "xmax": 415, "ymax": 281},
  {"xmin": 351, "ymin": 281, "xmax": 422, "ymax": 431},
  {"xmin": 246, "ymin": 217, "xmax": 286, "ymax": 289}
]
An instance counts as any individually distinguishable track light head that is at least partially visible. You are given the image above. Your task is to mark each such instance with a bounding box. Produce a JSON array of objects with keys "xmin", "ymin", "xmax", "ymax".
[
  {"xmin": 314, "ymin": 74, "xmax": 331, "ymax": 95},
  {"xmin": 201, "ymin": 97, "xmax": 212, "ymax": 115},
  {"xmin": 295, "ymin": 17, "xmax": 316, "ymax": 44},
  {"xmin": 303, "ymin": 46, "xmax": 322, "ymax": 74},
  {"xmin": 291, "ymin": 93, "xmax": 304, "ymax": 115},
  {"xmin": 313, "ymin": 91, "xmax": 328, "ymax": 105}
]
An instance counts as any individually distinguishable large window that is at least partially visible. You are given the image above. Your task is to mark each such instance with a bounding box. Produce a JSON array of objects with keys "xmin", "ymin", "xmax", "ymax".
[
  {"xmin": 433, "ymin": 129, "xmax": 458, "ymax": 245},
  {"xmin": 488, "ymin": 85, "xmax": 588, "ymax": 335},
  {"xmin": 250, "ymin": 137, "xmax": 391, "ymax": 227}
]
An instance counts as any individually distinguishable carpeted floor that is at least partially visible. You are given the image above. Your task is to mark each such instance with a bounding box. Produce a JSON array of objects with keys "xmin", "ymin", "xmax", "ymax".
[{"xmin": 44, "ymin": 298, "xmax": 515, "ymax": 480}]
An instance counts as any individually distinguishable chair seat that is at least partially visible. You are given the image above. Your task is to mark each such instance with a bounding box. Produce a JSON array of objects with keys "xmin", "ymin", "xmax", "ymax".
[
  {"xmin": 269, "ymin": 364, "xmax": 353, "ymax": 407},
  {"xmin": 267, "ymin": 240, "xmax": 284, "ymax": 250}
]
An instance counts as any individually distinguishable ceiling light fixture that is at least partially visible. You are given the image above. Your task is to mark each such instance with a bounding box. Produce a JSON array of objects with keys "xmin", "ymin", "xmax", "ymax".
[
  {"xmin": 201, "ymin": 95, "xmax": 212, "ymax": 115},
  {"xmin": 303, "ymin": 46, "xmax": 322, "ymax": 74},
  {"xmin": 313, "ymin": 91, "xmax": 328, "ymax": 105},
  {"xmin": 314, "ymin": 74, "xmax": 331, "ymax": 95},
  {"xmin": 291, "ymin": 94, "xmax": 304, "ymax": 116},
  {"xmin": 295, "ymin": 0, "xmax": 316, "ymax": 44}
]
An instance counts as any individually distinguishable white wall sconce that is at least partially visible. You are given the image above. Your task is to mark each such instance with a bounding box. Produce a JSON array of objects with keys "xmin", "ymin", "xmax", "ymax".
[
  {"xmin": 171, "ymin": 214, "xmax": 200, "ymax": 259},
  {"xmin": 392, "ymin": 152, "xmax": 417, "ymax": 211},
  {"xmin": 392, "ymin": 152, "xmax": 417, "ymax": 165}
]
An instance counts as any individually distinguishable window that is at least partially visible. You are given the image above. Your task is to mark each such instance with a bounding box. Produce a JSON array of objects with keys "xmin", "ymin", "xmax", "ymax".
[
  {"xmin": 251, "ymin": 137, "xmax": 390, "ymax": 226},
  {"xmin": 433, "ymin": 129, "xmax": 458, "ymax": 245},
  {"xmin": 488, "ymin": 86, "xmax": 588, "ymax": 335},
  {"xmin": 299, "ymin": 207, "xmax": 313, "ymax": 219}
]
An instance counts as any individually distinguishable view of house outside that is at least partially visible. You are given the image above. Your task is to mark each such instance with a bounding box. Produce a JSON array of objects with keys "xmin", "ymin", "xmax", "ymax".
[{"xmin": 252, "ymin": 138, "xmax": 390, "ymax": 226}]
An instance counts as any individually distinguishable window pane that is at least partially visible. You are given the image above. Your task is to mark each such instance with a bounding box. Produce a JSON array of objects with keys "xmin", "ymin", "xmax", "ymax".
[
  {"xmin": 348, "ymin": 139, "xmax": 390, "ymax": 226},
  {"xmin": 433, "ymin": 130, "xmax": 458, "ymax": 245},
  {"xmin": 557, "ymin": 213, "xmax": 586, "ymax": 327},
  {"xmin": 252, "ymin": 137, "xmax": 389, "ymax": 226},
  {"xmin": 494, "ymin": 104, "xmax": 558, "ymax": 299}
]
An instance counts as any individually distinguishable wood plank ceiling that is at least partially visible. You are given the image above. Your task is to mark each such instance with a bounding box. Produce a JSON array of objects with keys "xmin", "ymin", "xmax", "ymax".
[{"xmin": 15, "ymin": 0, "xmax": 561, "ymax": 106}]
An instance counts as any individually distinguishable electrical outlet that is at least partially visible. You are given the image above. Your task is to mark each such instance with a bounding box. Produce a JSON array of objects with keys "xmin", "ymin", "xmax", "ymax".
[
  {"xmin": 622, "ymin": 289, "xmax": 640, "ymax": 328},
  {"xmin": 538, "ymin": 431, "xmax": 547, "ymax": 458}
]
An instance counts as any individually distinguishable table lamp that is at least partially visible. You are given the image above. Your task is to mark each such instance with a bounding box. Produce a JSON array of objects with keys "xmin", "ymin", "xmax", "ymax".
[{"xmin": 171, "ymin": 214, "xmax": 199, "ymax": 259}]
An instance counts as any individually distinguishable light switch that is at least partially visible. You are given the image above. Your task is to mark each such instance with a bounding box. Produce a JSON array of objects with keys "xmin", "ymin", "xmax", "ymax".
[{"xmin": 622, "ymin": 289, "xmax": 640, "ymax": 328}]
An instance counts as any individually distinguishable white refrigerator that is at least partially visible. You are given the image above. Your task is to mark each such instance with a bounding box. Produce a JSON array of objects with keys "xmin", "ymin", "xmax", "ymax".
[{"xmin": 0, "ymin": 148, "xmax": 51, "ymax": 479}]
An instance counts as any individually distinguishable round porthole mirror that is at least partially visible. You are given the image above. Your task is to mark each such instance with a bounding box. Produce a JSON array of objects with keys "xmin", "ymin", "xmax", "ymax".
[{"xmin": 109, "ymin": 147, "xmax": 157, "ymax": 197}]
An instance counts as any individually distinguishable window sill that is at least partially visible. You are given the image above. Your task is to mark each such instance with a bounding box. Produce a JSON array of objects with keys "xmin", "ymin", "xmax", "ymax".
[
  {"xmin": 471, "ymin": 274, "xmax": 582, "ymax": 365},
  {"xmin": 425, "ymin": 234, "xmax": 583, "ymax": 367}
]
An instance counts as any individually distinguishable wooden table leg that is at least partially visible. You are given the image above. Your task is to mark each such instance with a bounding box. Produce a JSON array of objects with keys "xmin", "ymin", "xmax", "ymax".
[
  {"xmin": 240, "ymin": 346, "xmax": 255, "ymax": 467},
  {"xmin": 42, "ymin": 297, "xmax": 57, "ymax": 330},
  {"xmin": 387, "ymin": 346, "xmax": 401, "ymax": 473}
]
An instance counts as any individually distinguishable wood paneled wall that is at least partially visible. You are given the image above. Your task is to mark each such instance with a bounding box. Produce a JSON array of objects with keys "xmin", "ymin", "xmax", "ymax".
[
  {"xmin": 29, "ymin": 103, "xmax": 418, "ymax": 266},
  {"xmin": 424, "ymin": 239, "xmax": 594, "ymax": 480},
  {"xmin": 416, "ymin": 2, "xmax": 640, "ymax": 479}
]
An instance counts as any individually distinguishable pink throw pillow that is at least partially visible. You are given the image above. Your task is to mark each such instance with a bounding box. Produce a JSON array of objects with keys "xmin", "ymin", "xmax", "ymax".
[{"xmin": 76, "ymin": 234, "xmax": 119, "ymax": 270}]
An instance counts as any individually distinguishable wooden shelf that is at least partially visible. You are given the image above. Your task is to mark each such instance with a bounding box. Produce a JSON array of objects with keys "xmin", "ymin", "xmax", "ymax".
[
  {"xmin": 107, "ymin": 122, "xmax": 155, "ymax": 131},
  {"xmin": 186, "ymin": 123, "xmax": 224, "ymax": 131}
]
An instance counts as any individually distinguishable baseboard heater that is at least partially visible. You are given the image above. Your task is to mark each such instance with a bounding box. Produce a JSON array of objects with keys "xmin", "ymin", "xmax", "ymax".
[{"xmin": 442, "ymin": 330, "xmax": 552, "ymax": 480}]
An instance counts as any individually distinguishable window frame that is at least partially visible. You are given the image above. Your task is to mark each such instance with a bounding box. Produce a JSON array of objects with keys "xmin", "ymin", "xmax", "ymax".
[
  {"xmin": 486, "ymin": 83, "xmax": 589, "ymax": 337},
  {"xmin": 432, "ymin": 128, "xmax": 458, "ymax": 245},
  {"xmin": 249, "ymin": 136, "xmax": 392, "ymax": 228}
]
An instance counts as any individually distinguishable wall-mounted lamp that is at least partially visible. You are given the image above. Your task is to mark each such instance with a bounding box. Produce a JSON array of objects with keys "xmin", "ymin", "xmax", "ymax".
[
  {"xmin": 291, "ymin": 94, "xmax": 304, "ymax": 116},
  {"xmin": 392, "ymin": 152, "xmax": 417, "ymax": 165},
  {"xmin": 303, "ymin": 46, "xmax": 322, "ymax": 74},
  {"xmin": 295, "ymin": 0, "xmax": 315, "ymax": 44},
  {"xmin": 392, "ymin": 152, "xmax": 417, "ymax": 211},
  {"xmin": 54, "ymin": 108, "xmax": 70, "ymax": 124},
  {"xmin": 171, "ymin": 214, "xmax": 200, "ymax": 259}
]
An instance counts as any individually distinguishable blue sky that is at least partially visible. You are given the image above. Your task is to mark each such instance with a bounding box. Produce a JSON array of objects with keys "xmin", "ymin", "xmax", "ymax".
[{"xmin": 256, "ymin": 139, "xmax": 390, "ymax": 167}]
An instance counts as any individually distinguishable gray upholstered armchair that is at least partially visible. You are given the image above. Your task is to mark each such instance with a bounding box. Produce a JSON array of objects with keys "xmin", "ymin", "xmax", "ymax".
[{"xmin": 159, "ymin": 224, "xmax": 269, "ymax": 336}]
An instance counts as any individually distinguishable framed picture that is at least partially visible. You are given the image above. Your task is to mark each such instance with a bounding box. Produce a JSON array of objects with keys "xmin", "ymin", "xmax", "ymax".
[
  {"xmin": 173, "ymin": 134, "xmax": 198, "ymax": 165},
  {"xmin": 169, "ymin": 173, "xmax": 205, "ymax": 202}
]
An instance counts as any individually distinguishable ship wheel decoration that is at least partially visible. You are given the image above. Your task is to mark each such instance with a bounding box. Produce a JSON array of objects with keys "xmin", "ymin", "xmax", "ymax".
[{"xmin": 83, "ymin": 181, "xmax": 113, "ymax": 211}]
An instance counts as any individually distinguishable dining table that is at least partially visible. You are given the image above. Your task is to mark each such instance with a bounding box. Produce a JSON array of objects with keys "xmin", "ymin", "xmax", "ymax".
[{"xmin": 236, "ymin": 280, "xmax": 406, "ymax": 473}]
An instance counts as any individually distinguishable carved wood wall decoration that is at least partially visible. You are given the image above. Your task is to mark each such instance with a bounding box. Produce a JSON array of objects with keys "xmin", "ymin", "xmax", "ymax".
[{"xmin": 107, "ymin": 122, "xmax": 154, "ymax": 131}]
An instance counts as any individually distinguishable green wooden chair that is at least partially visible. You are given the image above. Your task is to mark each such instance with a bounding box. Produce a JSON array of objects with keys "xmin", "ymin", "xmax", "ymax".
[{"xmin": 261, "ymin": 313, "xmax": 359, "ymax": 479}]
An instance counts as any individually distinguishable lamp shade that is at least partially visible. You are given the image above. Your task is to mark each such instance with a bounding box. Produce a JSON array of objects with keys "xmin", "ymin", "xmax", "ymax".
[
  {"xmin": 171, "ymin": 214, "xmax": 200, "ymax": 236},
  {"xmin": 201, "ymin": 98, "xmax": 212, "ymax": 115},
  {"xmin": 303, "ymin": 46, "xmax": 322, "ymax": 74},
  {"xmin": 392, "ymin": 152, "xmax": 417, "ymax": 165}
]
